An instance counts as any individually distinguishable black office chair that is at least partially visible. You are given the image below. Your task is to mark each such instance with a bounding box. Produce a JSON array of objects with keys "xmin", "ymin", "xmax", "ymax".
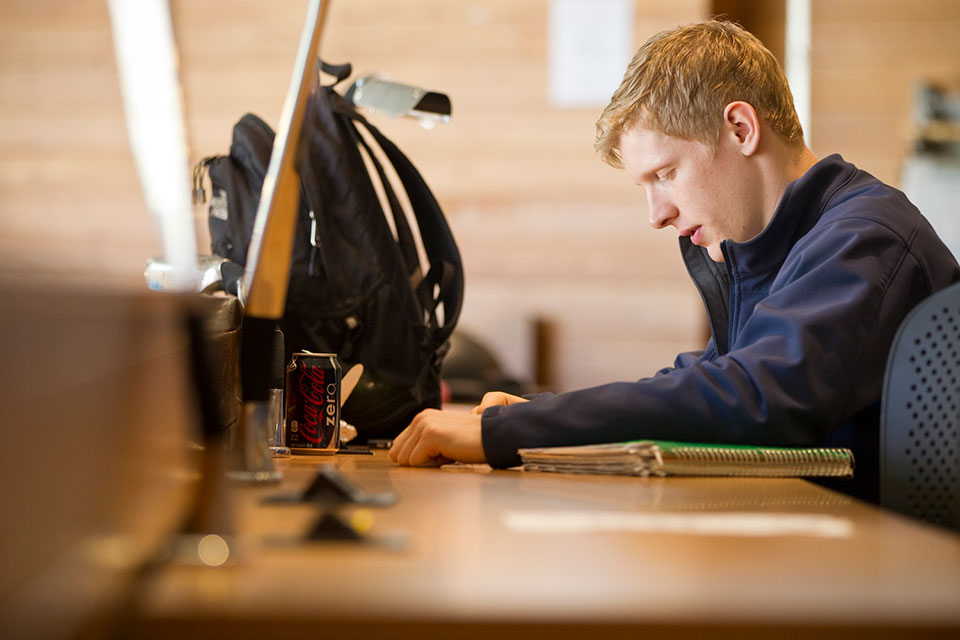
[{"xmin": 881, "ymin": 281, "xmax": 960, "ymax": 531}]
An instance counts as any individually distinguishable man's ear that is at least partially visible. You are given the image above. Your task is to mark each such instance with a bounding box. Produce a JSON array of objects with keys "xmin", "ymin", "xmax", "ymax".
[{"xmin": 722, "ymin": 101, "xmax": 761, "ymax": 156}]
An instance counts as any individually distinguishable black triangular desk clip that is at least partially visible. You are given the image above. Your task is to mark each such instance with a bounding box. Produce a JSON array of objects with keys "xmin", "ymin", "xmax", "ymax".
[
  {"xmin": 262, "ymin": 465, "xmax": 397, "ymax": 508},
  {"xmin": 305, "ymin": 511, "xmax": 364, "ymax": 541}
]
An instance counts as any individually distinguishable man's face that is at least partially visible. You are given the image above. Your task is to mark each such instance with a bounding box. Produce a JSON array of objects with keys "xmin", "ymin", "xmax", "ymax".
[{"xmin": 619, "ymin": 125, "xmax": 764, "ymax": 262}]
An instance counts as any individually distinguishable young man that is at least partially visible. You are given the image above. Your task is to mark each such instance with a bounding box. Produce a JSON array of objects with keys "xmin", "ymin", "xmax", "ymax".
[{"xmin": 388, "ymin": 20, "xmax": 959, "ymax": 501}]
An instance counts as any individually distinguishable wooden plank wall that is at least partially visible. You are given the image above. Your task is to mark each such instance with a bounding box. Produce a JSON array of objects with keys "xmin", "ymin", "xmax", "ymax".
[
  {"xmin": 3, "ymin": 0, "xmax": 956, "ymax": 393},
  {"xmin": 0, "ymin": 1, "xmax": 160, "ymax": 286},
  {"xmin": 809, "ymin": 0, "xmax": 960, "ymax": 186}
]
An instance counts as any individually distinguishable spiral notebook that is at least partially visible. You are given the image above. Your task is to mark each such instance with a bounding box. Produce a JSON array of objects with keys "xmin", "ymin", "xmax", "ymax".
[{"xmin": 518, "ymin": 440, "xmax": 855, "ymax": 478}]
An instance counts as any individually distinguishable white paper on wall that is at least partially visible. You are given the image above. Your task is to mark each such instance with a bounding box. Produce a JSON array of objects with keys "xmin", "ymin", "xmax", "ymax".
[{"xmin": 548, "ymin": 0, "xmax": 635, "ymax": 109}]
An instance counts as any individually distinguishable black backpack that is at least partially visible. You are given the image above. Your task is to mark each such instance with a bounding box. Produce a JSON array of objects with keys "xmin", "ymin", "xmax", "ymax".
[{"xmin": 195, "ymin": 62, "xmax": 464, "ymax": 441}]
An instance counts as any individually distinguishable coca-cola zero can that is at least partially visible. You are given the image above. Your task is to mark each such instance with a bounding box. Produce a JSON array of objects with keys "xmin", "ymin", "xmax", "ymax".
[{"xmin": 285, "ymin": 352, "xmax": 341, "ymax": 453}]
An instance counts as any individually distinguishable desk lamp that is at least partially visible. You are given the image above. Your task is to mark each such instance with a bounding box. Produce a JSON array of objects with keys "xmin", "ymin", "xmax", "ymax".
[
  {"xmin": 346, "ymin": 76, "xmax": 452, "ymax": 128},
  {"xmin": 229, "ymin": 0, "xmax": 332, "ymax": 483}
]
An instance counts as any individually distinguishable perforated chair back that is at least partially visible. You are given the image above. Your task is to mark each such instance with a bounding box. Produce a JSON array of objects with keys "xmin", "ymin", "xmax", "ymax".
[{"xmin": 881, "ymin": 281, "xmax": 960, "ymax": 531}]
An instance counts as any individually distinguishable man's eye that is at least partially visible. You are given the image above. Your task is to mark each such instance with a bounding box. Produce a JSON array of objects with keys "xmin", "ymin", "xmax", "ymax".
[{"xmin": 658, "ymin": 169, "xmax": 675, "ymax": 181}]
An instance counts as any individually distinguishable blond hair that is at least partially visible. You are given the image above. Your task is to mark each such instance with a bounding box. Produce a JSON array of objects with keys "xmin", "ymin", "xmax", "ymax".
[{"xmin": 595, "ymin": 20, "xmax": 804, "ymax": 168}]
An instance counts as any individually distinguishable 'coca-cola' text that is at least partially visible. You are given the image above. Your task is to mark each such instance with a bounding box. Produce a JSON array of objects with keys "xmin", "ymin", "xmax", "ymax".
[{"xmin": 298, "ymin": 366, "xmax": 338, "ymax": 445}]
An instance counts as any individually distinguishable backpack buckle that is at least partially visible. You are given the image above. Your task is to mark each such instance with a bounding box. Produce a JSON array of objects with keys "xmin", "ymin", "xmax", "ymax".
[
  {"xmin": 309, "ymin": 212, "xmax": 320, "ymax": 248},
  {"xmin": 308, "ymin": 210, "xmax": 322, "ymax": 277}
]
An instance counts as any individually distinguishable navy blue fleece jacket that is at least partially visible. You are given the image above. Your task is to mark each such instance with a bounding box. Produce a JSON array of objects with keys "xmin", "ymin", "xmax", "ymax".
[{"xmin": 480, "ymin": 155, "xmax": 960, "ymax": 501}]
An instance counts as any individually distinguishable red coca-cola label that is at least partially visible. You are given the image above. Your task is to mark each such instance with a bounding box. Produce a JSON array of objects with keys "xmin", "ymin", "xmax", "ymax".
[
  {"xmin": 298, "ymin": 365, "xmax": 326, "ymax": 444},
  {"xmin": 285, "ymin": 353, "xmax": 340, "ymax": 450}
]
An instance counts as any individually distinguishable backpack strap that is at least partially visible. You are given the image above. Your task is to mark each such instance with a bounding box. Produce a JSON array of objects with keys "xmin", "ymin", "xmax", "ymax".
[
  {"xmin": 320, "ymin": 60, "xmax": 353, "ymax": 87},
  {"xmin": 342, "ymin": 108, "xmax": 464, "ymax": 343},
  {"xmin": 346, "ymin": 120, "xmax": 422, "ymax": 281},
  {"xmin": 374, "ymin": 128, "xmax": 463, "ymax": 342}
]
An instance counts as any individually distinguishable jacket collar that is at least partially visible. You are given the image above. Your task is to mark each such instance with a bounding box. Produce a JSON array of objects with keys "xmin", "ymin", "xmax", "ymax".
[
  {"xmin": 678, "ymin": 153, "xmax": 857, "ymax": 354},
  {"xmin": 719, "ymin": 153, "xmax": 857, "ymax": 276}
]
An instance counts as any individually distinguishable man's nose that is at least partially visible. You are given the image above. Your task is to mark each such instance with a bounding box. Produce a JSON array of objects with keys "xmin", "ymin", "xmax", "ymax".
[{"xmin": 647, "ymin": 190, "xmax": 677, "ymax": 229}]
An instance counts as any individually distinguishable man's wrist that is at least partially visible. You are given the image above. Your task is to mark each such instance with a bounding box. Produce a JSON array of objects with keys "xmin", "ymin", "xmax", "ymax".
[{"xmin": 480, "ymin": 404, "xmax": 524, "ymax": 469}]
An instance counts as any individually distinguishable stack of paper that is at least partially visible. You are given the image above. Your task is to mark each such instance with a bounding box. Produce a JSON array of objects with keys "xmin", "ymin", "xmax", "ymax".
[{"xmin": 519, "ymin": 440, "xmax": 855, "ymax": 478}]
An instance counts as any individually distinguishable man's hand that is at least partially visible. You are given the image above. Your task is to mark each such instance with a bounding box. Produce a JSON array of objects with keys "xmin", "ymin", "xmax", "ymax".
[
  {"xmin": 388, "ymin": 409, "xmax": 486, "ymax": 467},
  {"xmin": 469, "ymin": 391, "xmax": 529, "ymax": 415}
]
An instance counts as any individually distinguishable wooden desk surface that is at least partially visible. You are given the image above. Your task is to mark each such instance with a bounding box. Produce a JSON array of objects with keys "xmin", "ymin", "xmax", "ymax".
[
  {"xmin": 4, "ymin": 286, "xmax": 952, "ymax": 639},
  {"xmin": 130, "ymin": 452, "xmax": 960, "ymax": 639}
]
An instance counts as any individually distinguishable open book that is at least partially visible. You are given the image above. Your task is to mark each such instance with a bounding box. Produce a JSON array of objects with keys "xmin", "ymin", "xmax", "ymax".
[{"xmin": 518, "ymin": 440, "xmax": 855, "ymax": 478}]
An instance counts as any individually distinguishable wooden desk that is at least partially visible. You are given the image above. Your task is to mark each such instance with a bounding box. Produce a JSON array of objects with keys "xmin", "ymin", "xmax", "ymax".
[
  {"xmin": 6, "ymin": 285, "xmax": 951, "ymax": 639},
  {"xmin": 130, "ymin": 452, "xmax": 960, "ymax": 639}
]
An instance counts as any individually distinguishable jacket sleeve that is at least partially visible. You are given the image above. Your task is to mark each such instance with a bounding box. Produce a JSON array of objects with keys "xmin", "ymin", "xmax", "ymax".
[
  {"xmin": 656, "ymin": 341, "xmax": 715, "ymax": 375},
  {"xmin": 481, "ymin": 217, "xmax": 935, "ymax": 468}
]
